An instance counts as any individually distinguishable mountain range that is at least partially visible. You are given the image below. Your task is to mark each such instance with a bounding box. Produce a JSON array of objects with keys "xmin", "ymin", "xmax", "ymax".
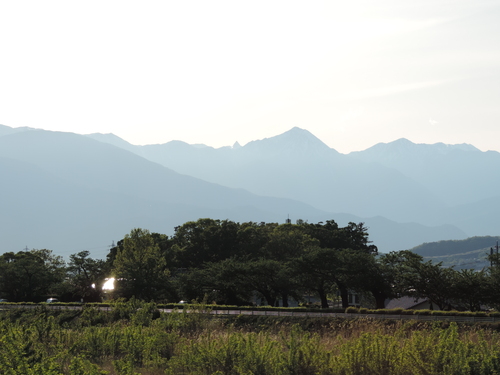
[
  {"xmin": 87, "ymin": 127, "xmax": 500, "ymax": 234},
  {"xmin": 2, "ymin": 124, "xmax": 495, "ymax": 259}
]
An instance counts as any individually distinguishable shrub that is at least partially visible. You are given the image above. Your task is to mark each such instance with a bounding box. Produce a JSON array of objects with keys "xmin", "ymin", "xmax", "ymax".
[
  {"xmin": 386, "ymin": 308, "xmax": 404, "ymax": 314},
  {"xmin": 414, "ymin": 309, "xmax": 432, "ymax": 315},
  {"xmin": 345, "ymin": 306, "xmax": 359, "ymax": 314}
]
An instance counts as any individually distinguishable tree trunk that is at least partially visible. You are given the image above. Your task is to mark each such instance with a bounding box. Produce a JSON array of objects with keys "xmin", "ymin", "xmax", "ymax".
[
  {"xmin": 339, "ymin": 285, "xmax": 349, "ymax": 308},
  {"xmin": 371, "ymin": 290, "xmax": 387, "ymax": 309},
  {"xmin": 281, "ymin": 293, "xmax": 289, "ymax": 307},
  {"xmin": 262, "ymin": 292, "xmax": 276, "ymax": 307},
  {"xmin": 318, "ymin": 287, "xmax": 329, "ymax": 309}
]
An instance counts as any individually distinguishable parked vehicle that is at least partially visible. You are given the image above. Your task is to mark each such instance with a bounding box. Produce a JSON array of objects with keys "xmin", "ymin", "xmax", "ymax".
[{"xmin": 46, "ymin": 298, "xmax": 59, "ymax": 303}]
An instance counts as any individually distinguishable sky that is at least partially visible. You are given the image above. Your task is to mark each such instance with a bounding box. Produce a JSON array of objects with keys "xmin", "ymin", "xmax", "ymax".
[{"xmin": 0, "ymin": 0, "xmax": 499, "ymax": 153}]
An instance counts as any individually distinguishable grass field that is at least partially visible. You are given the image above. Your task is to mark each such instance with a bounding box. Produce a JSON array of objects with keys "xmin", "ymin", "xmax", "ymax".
[{"xmin": 1, "ymin": 300, "xmax": 500, "ymax": 374}]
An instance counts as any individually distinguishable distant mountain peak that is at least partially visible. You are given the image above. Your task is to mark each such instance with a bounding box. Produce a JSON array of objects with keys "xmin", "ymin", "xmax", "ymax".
[
  {"xmin": 285, "ymin": 126, "xmax": 310, "ymax": 134},
  {"xmin": 244, "ymin": 127, "xmax": 335, "ymax": 153},
  {"xmin": 388, "ymin": 138, "xmax": 479, "ymax": 154},
  {"xmin": 281, "ymin": 126, "xmax": 320, "ymax": 139},
  {"xmin": 356, "ymin": 138, "xmax": 480, "ymax": 157},
  {"xmin": 392, "ymin": 138, "xmax": 414, "ymax": 145},
  {"xmin": 0, "ymin": 124, "xmax": 37, "ymax": 137}
]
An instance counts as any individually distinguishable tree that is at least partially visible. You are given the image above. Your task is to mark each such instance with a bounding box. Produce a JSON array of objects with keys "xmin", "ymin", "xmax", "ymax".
[
  {"xmin": 450, "ymin": 269, "xmax": 490, "ymax": 311},
  {"xmin": 379, "ymin": 251, "xmax": 455, "ymax": 310},
  {"xmin": 197, "ymin": 259, "xmax": 254, "ymax": 305},
  {"xmin": 295, "ymin": 247, "xmax": 338, "ymax": 308},
  {"xmin": 172, "ymin": 219, "xmax": 242, "ymax": 268},
  {"xmin": 237, "ymin": 222, "xmax": 277, "ymax": 257},
  {"xmin": 237, "ymin": 258, "xmax": 290, "ymax": 307},
  {"xmin": 113, "ymin": 228, "xmax": 170, "ymax": 301},
  {"xmin": 0, "ymin": 249, "xmax": 66, "ymax": 302},
  {"xmin": 261, "ymin": 225, "xmax": 319, "ymax": 261},
  {"xmin": 299, "ymin": 221, "xmax": 377, "ymax": 254},
  {"xmin": 291, "ymin": 221, "xmax": 378, "ymax": 309},
  {"xmin": 337, "ymin": 249, "xmax": 390, "ymax": 309},
  {"xmin": 296, "ymin": 247, "xmax": 369, "ymax": 309},
  {"xmin": 67, "ymin": 251, "xmax": 109, "ymax": 302},
  {"xmin": 255, "ymin": 225, "xmax": 319, "ymax": 306}
]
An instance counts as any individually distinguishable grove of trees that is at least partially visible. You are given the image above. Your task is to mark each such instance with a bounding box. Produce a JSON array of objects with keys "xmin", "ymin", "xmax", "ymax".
[{"xmin": 2, "ymin": 218, "xmax": 500, "ymax": 311}]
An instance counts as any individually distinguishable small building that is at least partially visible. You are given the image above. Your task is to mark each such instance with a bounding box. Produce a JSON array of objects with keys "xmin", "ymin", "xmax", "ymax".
[{"xmin": 385, "ymin": 296, "xmax": 432, "ymax": 310}]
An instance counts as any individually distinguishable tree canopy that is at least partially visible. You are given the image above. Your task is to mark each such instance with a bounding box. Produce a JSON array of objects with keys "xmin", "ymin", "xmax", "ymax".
[{"xmin": 1, "ymin": 219, "xmax": 500, "ymax": 312}]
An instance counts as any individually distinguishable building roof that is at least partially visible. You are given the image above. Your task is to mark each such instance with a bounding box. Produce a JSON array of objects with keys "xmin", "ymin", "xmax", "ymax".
[{"xmin": 385, "ymin": 296, "xmax": 429, "ymax": 310}]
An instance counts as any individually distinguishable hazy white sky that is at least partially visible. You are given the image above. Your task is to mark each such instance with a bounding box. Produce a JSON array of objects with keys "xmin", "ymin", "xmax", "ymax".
[{"xmin": 1, "ymin": 0, "xmax": 499, "ymax": 153}]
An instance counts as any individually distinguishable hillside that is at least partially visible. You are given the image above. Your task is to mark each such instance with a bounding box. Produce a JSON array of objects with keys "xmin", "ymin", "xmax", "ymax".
[
  {"xmin": 410, "ymin": 236, "xmax": 500, "ymax": 257},
  {"xmin": 410, "ymin": 236, "xmax": 500, "ymax": 269}
]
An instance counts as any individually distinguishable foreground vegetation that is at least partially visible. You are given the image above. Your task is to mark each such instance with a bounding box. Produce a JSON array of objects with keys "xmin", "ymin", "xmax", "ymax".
[{"xmin": 2, "ymin": 301, "xmax": 500, "ymax": 374}]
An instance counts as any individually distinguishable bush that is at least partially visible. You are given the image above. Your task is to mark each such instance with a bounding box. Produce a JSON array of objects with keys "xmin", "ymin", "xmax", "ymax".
[
  {"xmin": 414, "ymin": 309, "xmax": 432, "ymax": 315},
  {"xmin": 431, "ymin": 310, "xmax": 455, "ymax": 316}
]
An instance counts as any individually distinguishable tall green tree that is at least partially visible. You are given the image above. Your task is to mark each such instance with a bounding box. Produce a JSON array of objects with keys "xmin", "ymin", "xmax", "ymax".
[
  {"xmin": 295, "ymin": 247, "xmax": 340, "ymax": 308},
  {"xmin": 197, "ymin": 259, "xmax": 254, "ymax": 305},
  {"xmin": 236, "ymin": 258, "xmax": 289, "ymax": 307},
  {"xmin": 295, "ymin": 221, "xmax": 378, "ymax": 308},
  {"xmin": 299, "ymin": 221, "xmax": 377, "ymax": 254},
  {"xmin": 260, "ymin": 225, "xmax": 319, "ymax": 260},
  {"xmin": 296, "ymin": 247, "xmax": 372, "ymax": 308},
  {"xmin": 450, "ymin": 269, "xmax": 490, "ymax": 312},
  {"xmin": 113, "ymin": 228, "xmax": 170, "ymax": 301},
  {"xmin": 256, "ymin": 225, "xmax": 319, "ymax": 306},
  {"xmin": 67, "ymin": 250, "xmax": 109, "ymax": 302},
  {"xmin": 379, "ymin": 251, "xmax": 455, "ymax": 310},
  {"xmin": 0, "ymin": 249, "xmax": 66, "ymax": 301},
  {"xmin": 172, "ymin": 219, "xmax": 242, "ymax": 268}
]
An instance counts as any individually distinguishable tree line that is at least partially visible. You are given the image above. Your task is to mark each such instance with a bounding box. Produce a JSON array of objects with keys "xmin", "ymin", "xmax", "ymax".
[{"xmin": 2, "ymin": 218, "xmax": 500, "ymax": 311}]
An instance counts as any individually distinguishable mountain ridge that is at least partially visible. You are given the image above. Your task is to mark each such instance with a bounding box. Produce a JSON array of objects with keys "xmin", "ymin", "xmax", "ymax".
[
  {"xmin": 0, "ymin": 125, "xmax": 470, "ymax": 258},
  {"xmin": 85, "ymin": 128, "xmax": 448, "ymax": 223},
  {"xmin": 82, "ymin": 126, "xmax": 500, "ymax": 235}
]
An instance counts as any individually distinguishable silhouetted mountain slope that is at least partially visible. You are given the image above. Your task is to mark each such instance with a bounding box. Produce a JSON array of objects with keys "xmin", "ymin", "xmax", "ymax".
[
  {"xmin": 361, "ymin": 216, "xmax": 467, "ymax": 253},
  {"xmin": 0, "ymin": 126, "xmax": 467, "ymax": 257},
  {"xmin": 410, "ymin": 235, "xmax": 500, "ymax": 257},
  {"xmin": 0, "ymin": 130, "xmax": 332, "ymax": 257},
  {"xmin": 240, "ymin": 127, "xmax": 337, "ymax": 159},
  {"xmin": 85, "ymin": 132, "xmax": 139, "ymax": 153},
  {"xmin": 408, "ymin": 235, "xmax": 500, "ymax": 270},
  {"xmin": 438, "ymin": 195, "xmax": 500, "ymax": 236},
  {"xmin": 0, "ymin": 124, "xmax": 34, "ymax": 137},
  {"xmin": 94, "ymin": 127, "xmax": 447, "ymax": 223},
  {"xmin": 2, "ymin": 129, "xmax": 349, "ymax": 213},
  {"xmin": 350, "ymin": 138, "xmax": 500, "ymax": 206},
  {"xmin": 86, "ymin": 127, "xmax": 500, "ymax": 237}
]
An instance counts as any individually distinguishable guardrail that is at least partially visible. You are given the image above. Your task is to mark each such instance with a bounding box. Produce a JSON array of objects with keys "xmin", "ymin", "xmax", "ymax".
[
  {"xmin": 2, "ymin": 304, "xmax": 499, "ymax": 323},
  {"xmin": 208, "ymin": 309, "xmax": 500, "ymax": 323}
]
